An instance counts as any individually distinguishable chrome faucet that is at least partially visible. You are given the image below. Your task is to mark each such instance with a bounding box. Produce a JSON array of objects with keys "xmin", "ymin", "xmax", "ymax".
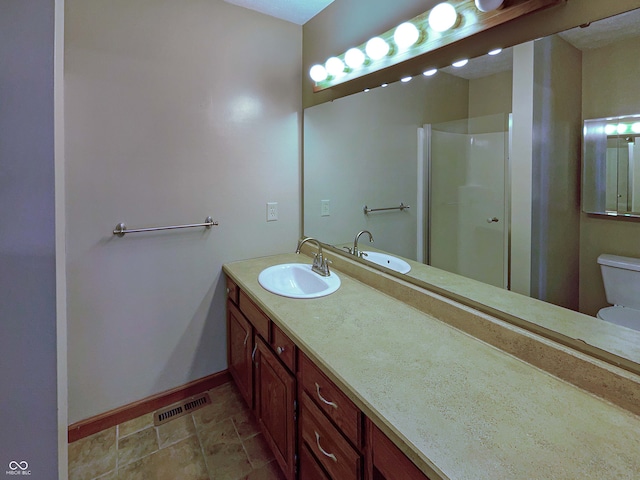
[
  {"xmin": 295, "ymin": 237, "xmax": 331, "ymax": 277},
  {"xmin": 353, "ymin": 230, "xmax": 374, "ymax": 258}
]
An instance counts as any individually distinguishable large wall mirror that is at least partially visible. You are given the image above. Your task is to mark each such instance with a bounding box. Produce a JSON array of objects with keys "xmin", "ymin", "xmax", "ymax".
[{"xmin": 303, "ymin": 8, "xmax": 640, "ymax": 372}]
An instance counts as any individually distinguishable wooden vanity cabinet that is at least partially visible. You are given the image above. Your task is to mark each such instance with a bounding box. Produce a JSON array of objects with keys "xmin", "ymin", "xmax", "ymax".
[
  {"xmin": 226, "ymin": 277, "xmax": 433, "ymax": 480},
  {"xmin": 226, "ymin": 279, "xmax": 297, "ymax": 480}
]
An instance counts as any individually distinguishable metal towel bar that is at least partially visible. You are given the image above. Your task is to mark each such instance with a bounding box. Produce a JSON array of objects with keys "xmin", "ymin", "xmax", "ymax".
[
  {"xmin": 363, "ymin": 203, "xmax": 410, "ymax": 215},
  {"xmin": 113, "ymin": 216, "xmax": 218, "ymax": 237}
]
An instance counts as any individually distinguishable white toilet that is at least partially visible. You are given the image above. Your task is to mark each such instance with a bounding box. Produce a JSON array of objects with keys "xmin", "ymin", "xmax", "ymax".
[{"xmin": 597, "ymin": 254, "xmax": 640, "ymax": 331}]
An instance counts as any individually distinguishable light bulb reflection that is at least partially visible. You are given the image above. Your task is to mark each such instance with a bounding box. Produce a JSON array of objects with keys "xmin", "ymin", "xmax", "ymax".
[
  {"xmin": 605, "ymin": 124, "xmax": 617, "ymax": 135},
  {"xmin": 488, "ymin": 48, "xmax": 502, "ymax": 55},
  {"xmin": 452, "ymin": 59, "xmax": 468, "ymax": 67},
  {"xmin": 423, "ymin": 68, "xmax": 437, "ymax": 76}
]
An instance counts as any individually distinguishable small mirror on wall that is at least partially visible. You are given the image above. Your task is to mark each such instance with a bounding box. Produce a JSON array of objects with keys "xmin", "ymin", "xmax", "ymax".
[{"xmin": 583, "ymin": 115, "xmax": 640, "ymax": 217}]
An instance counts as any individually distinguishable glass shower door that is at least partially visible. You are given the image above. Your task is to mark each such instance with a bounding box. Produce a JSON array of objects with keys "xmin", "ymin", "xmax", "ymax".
[{"xmin": 428, "ymin": 113, "xmax": 509, "ymax": 289}]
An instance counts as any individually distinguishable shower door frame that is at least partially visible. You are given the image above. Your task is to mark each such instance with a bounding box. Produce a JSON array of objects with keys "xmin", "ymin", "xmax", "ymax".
[{"xmin": 422, "ymin": 114, "xmax": 512, "ymax": 290}]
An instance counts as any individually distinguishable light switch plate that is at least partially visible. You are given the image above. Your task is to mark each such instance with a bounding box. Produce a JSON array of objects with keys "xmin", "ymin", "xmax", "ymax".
[{"xmin": 321, "ymin": 199, "xmax": 330, "ymax": 217}]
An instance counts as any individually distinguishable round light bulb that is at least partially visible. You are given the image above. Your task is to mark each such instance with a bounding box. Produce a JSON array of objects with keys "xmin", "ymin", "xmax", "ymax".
[
  {"xmin": 394, "ymin": 22, "xmax": 420, "ymax": 50},
  {"xmin": 617, "ymin": 123, "xmax": 629, "ymax": 135},
  {"xmin": 325, "ymin": 57, "xmax": 345, "ymax": 76},
  {"xmin": 475, "ymin": 0, "xmax": 504, "ymax": 12},
  {"xmin": 366, "ymin": 37, "xmax": 390, "ymax": 61},
  {"xmin": 452, "ymin": 59, "xmax": 468, "ymax": 67},
  {"xmin": 344, "ymin": 48, "xmax": 365, "ymax": 69},
  {"xmin": 488, "ymin": 48, "xmax": 502, "ymax": 56},
  {"xmin": 429, "ymin": 3, "xmax": 458, "ymax": 33},
  {"xmin": 632, "ymin": 123, "xmax": 640, "ymax": 134},
  {"xmin": 309, "ymin": 64, "xmax": 328, "ymax": 82},
  {"xmin": 605, "ymin": 124, "xmax": 617, "ymax": 135},
  {"xmin": 423, "ymin": 68, "xmax": 437, "ymax": 77}
]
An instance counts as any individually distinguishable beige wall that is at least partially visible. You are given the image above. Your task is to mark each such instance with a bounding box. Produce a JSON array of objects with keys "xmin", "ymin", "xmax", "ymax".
[
  {"xmin": 303, "ymin": 72, "xmax": 468, "ymax": 259},
  {"xmin": 65, "ymin": 0, "xmax": 301, "ymax": 423},
  {"xmin": 469, "ymin": 70, "xmax": 513, "ymax": 119},
  {"xmin": 580, "ymin": 35, "xmax": 640, "ymax": 315}
]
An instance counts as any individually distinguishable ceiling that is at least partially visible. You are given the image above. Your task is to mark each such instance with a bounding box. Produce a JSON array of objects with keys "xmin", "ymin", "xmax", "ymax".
[
  {"xmin": 223, "ymin": 0, "xmax": 334, "ymax": 25},
  {"xmin": 442, "ymin": 8, "xmax": 640, "ymax": 80}
]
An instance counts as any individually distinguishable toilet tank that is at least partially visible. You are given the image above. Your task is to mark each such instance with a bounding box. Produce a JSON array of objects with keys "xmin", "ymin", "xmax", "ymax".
[{"xmin": 598, "ymin": 254, "xmax": 640, "ymax": 309}]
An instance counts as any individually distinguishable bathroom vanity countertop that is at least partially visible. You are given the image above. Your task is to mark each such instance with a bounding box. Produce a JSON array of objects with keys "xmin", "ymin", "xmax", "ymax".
[{"xmin": 223, "ymin": 253, "xmax": 640, "ymax": 480}]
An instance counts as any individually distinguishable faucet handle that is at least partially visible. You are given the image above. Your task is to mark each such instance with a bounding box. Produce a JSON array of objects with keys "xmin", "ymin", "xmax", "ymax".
[{"xmin": 321, "ymin": 257, "xmax": 331, "ymax": 276}]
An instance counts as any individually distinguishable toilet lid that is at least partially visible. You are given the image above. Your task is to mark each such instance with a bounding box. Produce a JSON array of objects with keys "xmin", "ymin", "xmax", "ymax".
[{"xmin": 597, "ymin": 306, "xmax": 640, "ymax": 331}]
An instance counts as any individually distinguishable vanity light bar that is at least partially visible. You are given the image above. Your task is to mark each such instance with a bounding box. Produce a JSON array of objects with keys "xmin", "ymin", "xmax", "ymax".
[
  {"xmin": 605, "ymin": 122, "xmax": 640, "ymax": 135},
  {"xmin": 309, "ymin": 0, "xmax": 563, "ymax": 92}
]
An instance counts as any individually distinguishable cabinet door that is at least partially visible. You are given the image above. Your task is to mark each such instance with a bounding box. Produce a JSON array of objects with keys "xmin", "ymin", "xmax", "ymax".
[
  {"xmin": 367, "ymin": 419, "xmax": 431, "ymax": 480},
  {"xmin": 255, "ymin": 336, "xmax": 296, "ymax": 480},
  {"xmin": 227, "ymin": 300, "xmax": 253, "ymax": 408}
]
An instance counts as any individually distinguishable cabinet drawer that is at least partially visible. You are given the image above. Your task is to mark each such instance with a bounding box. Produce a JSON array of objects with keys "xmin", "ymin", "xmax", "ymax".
[
  {"xmin": 299, "ymin": 443, "xmax": 331, "ymax": 480},
  {"xmin": 271, "ymin": 323, "xmax": 296, "ymax": 372},
  {"xmin": 239, "ymin": 290, "xmax": 270, "ymax": 340},
  {"xmin": 226, "ymin": 277, "xmax": 239, "ymax": 305},
  {"xmin": 299, "ymin": 353, "xmax": 362, "ymax": 447},
  {"xmin": 300, "ymin": 392, "xmax": 361, "ymax": 480}
]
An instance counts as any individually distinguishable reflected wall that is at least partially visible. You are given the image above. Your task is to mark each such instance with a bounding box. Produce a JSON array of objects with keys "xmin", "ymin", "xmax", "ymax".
[{"xmin": 580, "ymin": 33, "xmax": 640, "ymax": 315}]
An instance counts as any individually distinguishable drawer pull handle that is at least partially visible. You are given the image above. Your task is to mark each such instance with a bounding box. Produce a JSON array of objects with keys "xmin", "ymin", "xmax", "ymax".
[
  {"xmin": 315, "ymin": 431, "xmax": 337, "ymax": 462},
  {"xmin": 251, "ymin": 344, "xmax": 257, "ymax": 363},
  {"xmin": 243, "ymin": 331, "xmax": 249, "ymax": 347},
  {"xmin": 276, "ymin": 346, "xmax": 285, "ymax": 355},
  {"xmin": 315, "ymin": 383, "xmax": 338, "ymax": 409}
]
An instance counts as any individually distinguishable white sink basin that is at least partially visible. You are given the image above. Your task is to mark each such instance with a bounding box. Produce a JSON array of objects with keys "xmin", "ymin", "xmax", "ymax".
[
  {"xmin": 258, "ymin": 263, "xmax": 341, "ymax": 299},
  {"xmin": 361, "ymin": 251, "xmax": 411, "ymax": 274}
]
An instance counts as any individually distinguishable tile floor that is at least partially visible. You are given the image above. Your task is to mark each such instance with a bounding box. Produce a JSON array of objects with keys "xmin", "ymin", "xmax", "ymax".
[{"xmin": 68, "ymin": 382, "xmax": 285, "ymax": 480}]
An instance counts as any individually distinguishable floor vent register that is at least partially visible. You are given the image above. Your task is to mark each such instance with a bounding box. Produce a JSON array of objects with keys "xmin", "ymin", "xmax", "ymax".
[{"xmin": 153, "ymin": 392, "xmax": 211, "ymax": 426}]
